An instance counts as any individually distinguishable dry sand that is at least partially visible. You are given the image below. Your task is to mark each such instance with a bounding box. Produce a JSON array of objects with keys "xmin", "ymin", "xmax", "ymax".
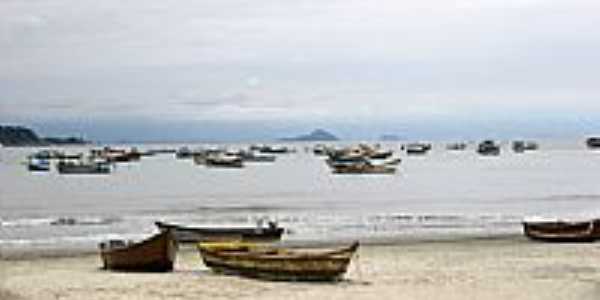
[{"xmin": 2, "ymin": 238, "xmax": 600, "ymax": 300}]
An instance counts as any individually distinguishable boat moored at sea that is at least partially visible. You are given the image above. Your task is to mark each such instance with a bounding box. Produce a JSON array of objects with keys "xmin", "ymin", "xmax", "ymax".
[
  {"xmin": 236, "ymin": 150, "xmax": 276, "ymax": 163},
  {"xmin": 29, "ymin": 150, "xmax": 83, "ymax": 160},
  {"xmin": 197, "ymin": 241, "xmax": 359, "ymax": 281},
  {"xmin": 446, "ymin": 142, "xmax": 467, "ymax": 151},
  {"xmin": 204, "ymin": 153, "xmax": 244, "ymax": 168},
  {"xmin": 27, "ymin": 157, "xmax": 50, "ymax": 172},
  {"xmin": 512, "ymin": 140, "xmax": 539, "ymax": 153},
  {"xmin": 405, "ymin": 143, "xmax": 431, "ymax": 155},
  {"xmin": 330, "ymin": 160, "xmax": 396, "ymax": 174},
  {"xmin": 312, "ymin": 144, "xmax": 331, "ymax": 156},
  {"xmin": 91, "ymin": 147, "xmax": 141, "ymax": 163},
  {"xmin": 477, "ymin": 140, "xmax": 500, "ymax": 156},
  {"xmin": 252, "ymin": 145, "xmax": 295, "ymax": 154},
  {"xmin": 367, "ymin": 149, "xmax": 393, "ymax": 159},
  {"xmin": 57, "ymin": 158, "xmax": 112, "ymax": 174},
  {"xmin": 175, "ymin": 147, "xmax": 194, "ymax": 159},
  {"xmin": 586, "ymin": 137, "xmax": 600, "ymax": 149}
]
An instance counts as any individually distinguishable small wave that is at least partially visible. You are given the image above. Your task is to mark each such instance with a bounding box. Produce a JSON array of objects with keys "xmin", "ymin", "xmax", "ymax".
[
  {"xmin": 416, "ymin": 215, "xmax": 463, "ymax": 222},
  {"xmin": 0, "ymin": 233, "xmax": 149, "ymax": 246},
  {"xmin": 135, "ymin": 205, "xmax": 298, "ymax": 215},
  {"xmin": 367, "ymin": 213, "xmax": 521, "ymax": 226},
  {"xmin": 50, "ymin": 217, "xmax": 122, "ymax": 226},
  {"xmin": 0, "ymin": 216, "xmax": 122, "ymax": 227},
  {"xmin": 194, "ymin": 205, "xmax": 294, "ymax": 212},
  {"xmin": 0, "ymin": 217, "xmax": 55, "ymax": 227},
  {"xmin": 534, "ymin": 194, "xmax": 600, "ymax": 202}
]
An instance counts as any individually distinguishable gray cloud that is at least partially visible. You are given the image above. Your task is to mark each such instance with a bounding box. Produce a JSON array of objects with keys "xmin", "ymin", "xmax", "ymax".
[{"xmin": 1, "ymin": 0, "xmax": 600, "ymax": 128}]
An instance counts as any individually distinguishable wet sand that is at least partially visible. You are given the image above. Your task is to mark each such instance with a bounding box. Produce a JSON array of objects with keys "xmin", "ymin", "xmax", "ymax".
[{"xmin": 2, "ymin": 238, "xmax": 600, "ymax": 300}]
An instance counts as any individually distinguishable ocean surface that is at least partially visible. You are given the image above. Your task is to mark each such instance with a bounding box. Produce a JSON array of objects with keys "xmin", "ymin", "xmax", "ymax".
[{"xmin": 2, "ymin": 140, "xmax": 600, "ymax": 253}]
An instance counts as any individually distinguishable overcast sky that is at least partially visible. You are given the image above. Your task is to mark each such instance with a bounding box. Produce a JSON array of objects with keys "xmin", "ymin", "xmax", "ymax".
[{"xmin": 1, "ymin": 0, "xmax": 600, "ymax": 140}]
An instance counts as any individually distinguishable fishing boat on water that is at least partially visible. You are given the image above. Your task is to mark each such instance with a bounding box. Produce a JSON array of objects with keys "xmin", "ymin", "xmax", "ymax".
[
  {"xmin": 477, "ymin": 140, "xmax": 500, "ymax": 156},
  {"xmin": 330, "ymin": 160, "xmax": 396, "ymax": 174},
  {"xmin": 175, "ymin": 147, "xmax": 194, "ymax": 159},
  {"xmin": 30, "ymin": 150, "xmax": 83, "ymax": 160},
  {"xmin": 155, "ymin": 220, "xmax": 284, "ymax": 243},
  {"xmin": 522, "ymin": 218, "xmax": 600, "ymax": 242},
  {"xmin": 57, "ymin": 159, "xmax": 111, "ymax": 174},
  {"xmin": 446, "ymin": 142, "xmax": 467, "ymax": 151},
  {"xmin": 586, "ymin": 137, "xmax": 600, "ymax": 149},
  {"xmin": 368, "ymin": 149, "xmax": 393, "ymax": 159},
  {"xmin": 326, "ymin": 154, "xmax": 367, "ymax": 167},
  {"xmin": 197, "ymin": 241, "xmax": 359, "ymax": 281},
  {"xmin": 384, "ymin": 157, "xmax": 402, "ymax": 165},
  {"xmin": 29, "ymin": 150, "xmax": 56, "ymax": 160},
  {"xmin": 354, "ymin": 144, "xmax": 393, "ymax": 159},
  {"xmin": 312, "ymin": 144, "xmax": 331, "ymax": 156},
  {"xmin": 512, "ymin": 140, "xmax": 538, "ymax": 153},
  {"xmin": 99, "ymin": 230, "xmax": 177, "ymax": 272},
  {"xmin": 253, "ymin": 145, "xmax": 294, "ymax": 154},
  {"xmin": 237, "ymin": 150, "xmax": 276, "ymax": 163},
  {"xmin": 405, "ymin": 143, "xmax": 431, "ymax": 155},
  {"xmin": 91, "ymin": 147, "xmax": 141, "ymax": 162},
  {"xmin": 27, "ymin": 157, "xmax": 50, "ymax": 172},
  {"xmin": 147, "ymin": 148, "xmax": 177, "ymax": 155},
  {"xmin": 205, "ymin": 153, "xmax": 244, "ymax": 168}
]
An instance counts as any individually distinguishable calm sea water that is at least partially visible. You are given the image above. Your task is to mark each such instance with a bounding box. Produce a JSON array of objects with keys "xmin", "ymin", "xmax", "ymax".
[{"xmin": 2, "ymin": 140, "xmax": 600, "ymax": 253}]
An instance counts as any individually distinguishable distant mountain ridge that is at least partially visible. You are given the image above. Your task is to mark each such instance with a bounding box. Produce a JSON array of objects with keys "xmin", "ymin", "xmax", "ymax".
[
  {"xmin": 380, "ymin": 134, "xmax": 403, "ymax": 141},
  {"xmin": 280, "ymin": 129, "xmax": 339, "ymax": 141},
  {"xmin": 0, "ymin": 125, "xmax": 88, "ymax": 146}
]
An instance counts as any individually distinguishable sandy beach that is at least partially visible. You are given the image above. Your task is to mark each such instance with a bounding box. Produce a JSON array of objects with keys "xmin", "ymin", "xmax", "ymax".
[{"xmin": 2, "ymin": 237, "xmax": 600, "ymax": 300}]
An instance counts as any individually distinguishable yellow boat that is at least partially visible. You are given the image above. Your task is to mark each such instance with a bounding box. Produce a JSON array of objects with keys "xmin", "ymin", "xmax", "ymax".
[{"xmin": 197, "ymin": 241, "xmax": 359, "ymax": 281}]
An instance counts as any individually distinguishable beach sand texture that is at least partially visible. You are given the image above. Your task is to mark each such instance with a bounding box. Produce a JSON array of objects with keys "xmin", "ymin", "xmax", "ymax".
[{"xmin": 2, "ymin": 239, "xmax": 600, "ymax": 300}]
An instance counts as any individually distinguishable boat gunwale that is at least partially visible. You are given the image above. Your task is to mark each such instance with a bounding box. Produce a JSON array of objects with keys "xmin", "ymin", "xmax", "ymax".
[
  {"xmin": 197, "ymin": 242, "xmax": 359, "ymax": 261},
  {"xmin": 155, "ymin": 221, "xmax": 284, "ymax": 235},
  {"xmin": 100, "ymin": 230, "xmax": 174, "ymax": 255}
]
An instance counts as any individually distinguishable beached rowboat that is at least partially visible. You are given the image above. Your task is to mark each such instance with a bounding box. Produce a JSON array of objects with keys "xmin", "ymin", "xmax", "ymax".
[
  {"xmin": 155, "ymin": 221, "xmax": 284, "ymax": 243},
  {"xmin": 99, "ymin": 230, "xmax": 177, "ymax": 271},
  {"xmin": 197, "ymin": 241, "xmax": 359, "ymax": 281},
  {"xmin": 522, "ymin": 220, "xmax": 599, "ymax": 242}
]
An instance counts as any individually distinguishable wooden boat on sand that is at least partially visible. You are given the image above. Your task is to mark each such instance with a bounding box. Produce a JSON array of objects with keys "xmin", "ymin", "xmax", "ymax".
[
  {"xmin": 522, "ymin": 219, "xmax": 600, "ymax": 242},
  {"xmin": 99, "ymin": 230, "xmax": 177, "ymax": 271},
  {"xmin": 155, "ymin": 221, "xmax": 284, "ymax": 243},
  {"xmin": 197, "ymin": 241, "xmax": 359, "ymax": 281}
]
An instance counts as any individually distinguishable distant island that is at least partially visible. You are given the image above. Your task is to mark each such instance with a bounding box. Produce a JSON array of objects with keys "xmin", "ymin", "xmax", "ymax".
[
  {"xmin": 279, "ymin": 129, "xmax": 339, "ymax": 141},
  {"xmin": 379, "ymin": 134, "xmax": 403, "ymax": 141},
  {"xmin": 0, "ymin": 125, "xmax": 89, "ymax": 147}
]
